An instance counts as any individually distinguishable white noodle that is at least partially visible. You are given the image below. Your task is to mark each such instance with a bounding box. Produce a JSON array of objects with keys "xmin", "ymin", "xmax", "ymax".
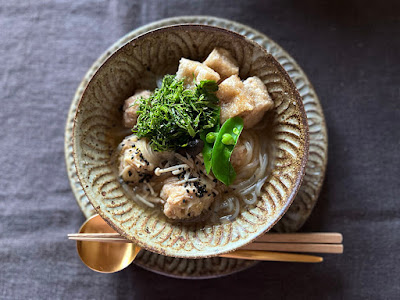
[
  {"xmin": 230, "ymin": 196, "xmax": 241, "ymax": 220},
  {"xmin": 120, "ymin": 165, "xmax": 131, "ymax": 177},
  {"xmin": 244, "ymin": 141, "xmax": 252, "ymax": 162},
  {"xmin": 227, "ymin": 198, "xmax": 234, "ymax": 212},
  {"xmin": 241, "ymin": 184, "xmax": 255, "ymax": 195},
  {"xmin": 243, "ymin": 193, "xmax": 258, "ymax": 205},
  {"xmin": 204, "ymin": 172, "xmax": 214, "ymax": 181},
  {"xmin": 135, "ymin": 193, "xmax": 155, "ymax": 208},
  {"xmin": 175, "ymin": 153, "xmax": 194, "ymax": 168},
  {"xmin": 255, "ymin": 176, "xmax": 268, "ymax": 196},
  {"xmin": 231, "ymin": 175, "xmax": 256, "ymax": 191},
  {"xmin": 219, "ymin": 196, "xmax": 240, "ymax": 223},
  {"xmin": 145, "ymin": 182, "xmax": 156, "ymax": 196}
]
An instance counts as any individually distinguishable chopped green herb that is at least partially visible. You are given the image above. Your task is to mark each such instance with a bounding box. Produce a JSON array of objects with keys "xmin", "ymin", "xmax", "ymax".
[{"xmin": 133, "ymin": 75, "xmax": 220, "ymax": 152}]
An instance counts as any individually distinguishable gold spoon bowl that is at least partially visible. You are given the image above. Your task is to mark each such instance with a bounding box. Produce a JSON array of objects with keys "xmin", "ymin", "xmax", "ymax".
[{"xmin": 77, "ymin": 214, "xmax": 141, "ymax": 273}]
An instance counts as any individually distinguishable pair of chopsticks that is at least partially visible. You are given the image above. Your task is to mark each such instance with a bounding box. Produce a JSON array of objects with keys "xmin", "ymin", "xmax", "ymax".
[{"xmin": 68, "ymin": 232, "xmax": 343, "ymax": 254}]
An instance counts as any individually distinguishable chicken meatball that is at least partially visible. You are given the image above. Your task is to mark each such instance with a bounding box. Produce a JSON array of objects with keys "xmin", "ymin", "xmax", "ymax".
[
  {"xmin": 118, "ymin": 135, "xmax": 165, "ymax": 183},
  {"xmin": 160, "ymin": 175, "xmax": 216, "ymax": 219},
  {"xmin": 122, "ymin": 90, "xmax": 151, "ymax": 128}
]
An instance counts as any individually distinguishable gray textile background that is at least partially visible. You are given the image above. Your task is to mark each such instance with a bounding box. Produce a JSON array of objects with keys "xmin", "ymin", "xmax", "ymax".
[{"xmin": 1, "ymin": 0, "xmax": 399, "ymax": 299}]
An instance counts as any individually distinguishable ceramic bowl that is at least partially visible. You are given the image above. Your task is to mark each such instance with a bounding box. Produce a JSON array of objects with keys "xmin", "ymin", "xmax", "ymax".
[{"xmin": 72, "ymin": 24, "xmax": 309, "ymax": 258}]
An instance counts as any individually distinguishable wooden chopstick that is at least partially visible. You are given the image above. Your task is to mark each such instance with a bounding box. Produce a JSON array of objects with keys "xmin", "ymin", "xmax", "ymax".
[
  {"xmin": 68, "ymin": 233, "xmax": 121, "ymax": 238},
  {"xmin": 220, "ymin": 250, "xmax": 323, "ymax": 263},
  {"xmin": 69, "ymin": 237, "xmax": 129, "ymax": 243},
  {"xmin": 68, "ymin": 232, "xmax": 342, "ymax": 243},
  {"xmin": 241, "ymin": 242, "xmax": 343, "ymax": 253},
  {"xmin": 68, "ymin": 237, "xmax": 343, "ymax": 254},
  {"xmin": 68, "ymin": 232, "xmax": 343, "ymax": 254},
  {"xmin": 254, "ymin": 232, "xmax": 343, "ymax": 244}
]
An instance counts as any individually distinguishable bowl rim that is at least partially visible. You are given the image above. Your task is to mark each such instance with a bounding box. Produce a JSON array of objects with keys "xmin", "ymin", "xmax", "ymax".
[{"xmin": 72, "ymin": 24, "xmax": 309, "ymax": 258}]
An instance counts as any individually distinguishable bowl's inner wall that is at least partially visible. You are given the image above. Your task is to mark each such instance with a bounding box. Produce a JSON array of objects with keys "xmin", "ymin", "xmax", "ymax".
[{"xmin": 73, "ymin": 26, "xmax": 308, "ymax": 258}]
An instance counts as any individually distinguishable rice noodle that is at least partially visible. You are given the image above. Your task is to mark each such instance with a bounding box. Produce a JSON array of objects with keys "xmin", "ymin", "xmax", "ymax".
[
  {"xmin": 242, "ymin": 193, "xmax": 258, "ymax": 205},
  {"xmin": 204, "ymin": 172, "xmax": 215, "ymax": 181},
  {"xmin": 255, "ymin": 176, "xmax": 268, "ymax": 196},
  {"xmin": 217, "ymin": 196, "xmax": 241, "ymax": 223},
  {"xmin": 135, "ymin": 193, "xmax": 155, "ymax": 208},
  {"xmin": 145, "ymin": 182, "xmax": 156, "ymax": 196},
  {"xmin": 175, "ymin": 153, "xmax": 194, "ymax": 168}
]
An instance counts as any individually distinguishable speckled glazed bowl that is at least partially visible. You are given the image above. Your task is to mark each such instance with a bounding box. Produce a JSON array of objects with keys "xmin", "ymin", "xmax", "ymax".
[{"xmin": 73, "ymin": 24, "xmax": 309, "ymax": 258}]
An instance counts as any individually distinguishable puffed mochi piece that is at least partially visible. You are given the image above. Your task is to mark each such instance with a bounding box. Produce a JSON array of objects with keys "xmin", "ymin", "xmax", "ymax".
[
  {"xmin": 203, "ymin": 47, "xmax": 239, "ymax": 81},
  {"xmin": 176, "ymin": 58, "xmax": 220, "ymax": 88},
  {"xmin": 217, "ymin": 75, "xmax": 273, "ymax": 128}
]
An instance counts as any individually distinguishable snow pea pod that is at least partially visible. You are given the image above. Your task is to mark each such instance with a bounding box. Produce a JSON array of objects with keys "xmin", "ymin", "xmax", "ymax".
[
  {"xmin": 200, "ymin": 124, "xmax": 220, "ymax": 174},
  {"xmin": 211, "ymin": 116, "xmax": 244, "ymax": 185},
  {"xmin": 200, "ymin": 131, "xmax": 213, "ymax": 174}
]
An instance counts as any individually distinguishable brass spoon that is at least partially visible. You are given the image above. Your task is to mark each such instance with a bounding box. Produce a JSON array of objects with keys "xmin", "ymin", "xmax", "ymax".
[
  {"xmin": 75, "ymin": 214, "xmax": 322, "ymax": 273},
  {"xmin": 76, "ymin": 214, "xmax": 140, "ymax": 273}
]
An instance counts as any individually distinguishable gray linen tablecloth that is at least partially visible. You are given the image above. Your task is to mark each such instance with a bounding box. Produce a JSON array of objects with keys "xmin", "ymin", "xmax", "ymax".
[{"xmin": 1, "ymin": 1, "xmax": 399, "ymax": 299}]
